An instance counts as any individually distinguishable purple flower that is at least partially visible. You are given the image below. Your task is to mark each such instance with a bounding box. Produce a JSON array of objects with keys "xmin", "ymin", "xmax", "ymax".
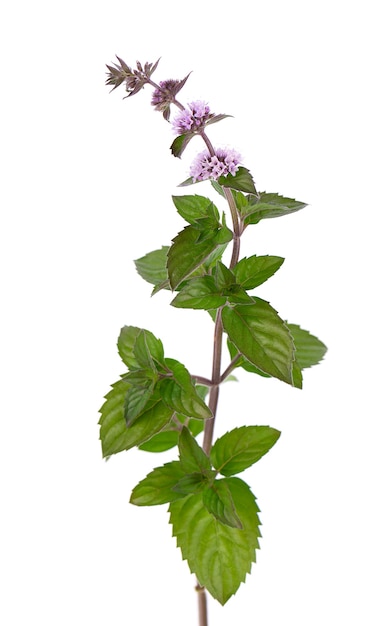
[
  {"xmin": 190, "ymin": 148, "xmax": 242, "ymax": 182},
  {"xmin": 151, "ymin": 80, "xmax": 182, "ymax": 108},
  {"xmin": 151, "ymin": 74, "xmax": 191, "ymax": 120},
  {"xmin": 172, "ymin": 101, "xmax": 212, "ymax": 134}
]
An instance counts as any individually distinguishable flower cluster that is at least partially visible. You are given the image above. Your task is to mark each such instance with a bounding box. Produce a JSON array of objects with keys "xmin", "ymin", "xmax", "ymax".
[
  {"xmin": 151, "ymin": 74, "xmax": 191, "ymax": 120},
  {"xmin": 172, "ymin": 101, "xmax": 212, "ymax": 135},
  {"xmin": 106, "ymin": 57, "xmax": 159, "ymax": 98},
  {"xmin": 190, "ymin": 148, "xmax": 242, "ymax": 182}
]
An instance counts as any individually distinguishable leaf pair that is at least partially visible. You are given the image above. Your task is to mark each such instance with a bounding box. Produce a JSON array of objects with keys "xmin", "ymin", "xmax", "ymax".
[
  {"xmin": 99, "ymin": 327, "xmax": 212, "ymax": 457},
  {"xmin": 130, "ymin": 425, "xmax": 280, "ymax": 604},
  {"xmin": 171, "ymin": 256, "xmax": 284, "ymax": 310}
]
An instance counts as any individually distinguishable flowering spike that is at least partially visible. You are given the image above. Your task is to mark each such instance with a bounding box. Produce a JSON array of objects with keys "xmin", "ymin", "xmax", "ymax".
[
  {"xmin": 190, "ymin": 148, "xmax": 242, "ymax": 182},
  {"xmin": 172, "ymin": 101, "xmax": 212, "ymax": 135}
]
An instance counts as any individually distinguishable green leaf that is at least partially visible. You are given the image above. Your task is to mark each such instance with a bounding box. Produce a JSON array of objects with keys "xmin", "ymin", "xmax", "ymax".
[
  {"xmin": 210, "ymin": 179, "xmax": 225, "ymax": 197},
  {"xmin": 133, "ymin": 329, "xmax": 165, "ymax": 371},
  {"xmin": 211, "ymin": 426, "xmax": 281, "ymax": 476},
  {"xmin": 130, "ymin": 461, "xmax": 186, "ymax": 506},
  {"xmin": 134, "ymin": 247, "xmax": 169, "ymax": 288},
  {"xmin": 202, "ymin": 479, "xmax": 243, "ymax": 529},
  {"xmin": 169, "ymin": 477, "xmax": 260, "ymax": 605},
  {"xmin": 173, "ymin": 472, "xmax": 208, "ymax": 495},
  {"xmin": 218, "ymin": 167, "xmax": 257, "ymax": 195},
  {"xmin": 159, "ymin": 358, "xmax": 213, "ymax": 420},
  {"xmin": 171, "ymin": 195, "xmax": 219, "ymax": 226},
  {"xmin": 178, "ymin": 427, "xmax": 211, "ymax": 474},
  {"xmin": 99, "ymin": 383, "xmax": 173, "ymax": 457},
  {"xmin": 205, "ymin": 113, "xmax": 233, "ymax": 127},
  {"xmin": 227, "ymin": 338, "xmax": 271, "ymax": 378},
  {"xmin": 233, "ymin": 255, "xmax": 285, "ymax": 289},
  {"xmin": 222, "ymin": 297, "xmax": 295, "ymax": 385},
  {"xmin": 239, "ymin": 192, "xmax": 307, "ymax": 225},
  {"xmin": 170, "ymin": 276, "xmax": 226, "ymax": 310},
  {"xmin": 117, "ymin": 326, "xmax": 141, "ymax": 370},
  {"xmin": 213, "ymin": 261, "xmax": 236, "ymax": 291},
  {"xmin": 287, "ymin": 323, "xmax": 327, "ymax": 369},
  {"xmin": 123, "ymin": 373, "xmax": 156, "ymax": 426},
  {"xmin": 138, "ymin": 430, "xmax": 179, "ymax": 452},
  {"xmin": 167, "ymin": 224, "xmax": 232, "ymax": 290},
  {"xmin": 170, "ymin": 133, "xmax": 194, "ymax": 158}
]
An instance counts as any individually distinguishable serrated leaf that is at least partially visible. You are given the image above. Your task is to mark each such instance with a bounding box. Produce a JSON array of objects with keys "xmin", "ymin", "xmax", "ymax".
[
  {"xmin": 130, "ymin": 461, "xmax": 186, "ymax": 506},
  {"xmin": 173, "ymin": 472, "xmax": 208, "ymax": 495},
  {"xmin": 171, "ymin": 195, "xmax": 219, "ymax": 226},
  {"xmin": 123, "ymin": 374, "xmax": 156, "ymax": 427},
  {"xmin": 178, "ymin": 427, "xmax": 211, "ymax": 474},
  {"xmin": 203, "ymin": 479, "xmax": 243, "ymax": 528},
  {"xmin": 218, "ymin": 167, "xmax": 257, "ymax": 195},
  {"xmin": 169, "ymin": 477, "xmax": 260, "ymax": 605},
  {"xmin": 170, "ymin": 276, "xmax": 226, "ymax": 310},
  {"xmin": 211, "ymin": 426, "xmax": 281, "ymax": 476},
  {"xmin": 227, "ymin": 338, "xmax": 302, "ymax": 389},
  {"xmin": 222, "ymin": 297, "xmax": 295, "ymax": 385},
  {"xmin": 133, "ymin": 329, "xmax": 165, "ymax": 371},
  {"xmin": 134, "ymin": 247, "xmax": 169, "ymax": 288},
  {"xmin": 117, "ymin": 326, "xmax": 141, "ymax": 370},
  {"xmin": 233, "ymin": 255, "xmax": 285, "ymax": 289},
  {"xmin": 287, "ymin": 323, "xmax": 327, "ymax": 369},
  {"xmin": 241, "ymin": 192, "xmax": 307, "ymax": 225},
  {"xmin": 159, "ymin": 358, "xmax": 212, "ymax": 420},
  {"xmin": 227, "ymin": 338, "xmax": 271, "ymax": 378},
  {"xmin": 138, "ymin": 429, "xmax": 179, "ymax": 452},
  {"xmin": 167, "ymin": 224, "xmax": 232, "ymax": 290},
  {"xmin": 99, "ymin": 383, "xmax": 173, "ymax": 457},
  {"xmin": 213, "ymin": 261, "xmax": 235, "ymax": 291}
]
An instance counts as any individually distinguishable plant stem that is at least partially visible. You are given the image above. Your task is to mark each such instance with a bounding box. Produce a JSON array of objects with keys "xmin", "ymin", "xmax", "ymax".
[
  {"xmin": 202, "ymin": 307, "xmax": 223, "ymax": 456},
  {"xmin": 196, "ymin": 583, "xmax": 208, "ymax": 626},
  {"xmin": 195, "ymin": 132, "xmax": 242, "ymax": 626}
]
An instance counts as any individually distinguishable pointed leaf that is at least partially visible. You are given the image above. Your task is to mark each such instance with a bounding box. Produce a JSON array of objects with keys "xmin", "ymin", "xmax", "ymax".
[
  {"xmin": 218, "ymin": 167, "xmax": 257, "ymax": 195},
  {"xmin": 130, "ymin": 461, "xmax": 186, "ymax": 506},
  {"xmin": 233, "ymin": 255, "xmax": 285, "ymax": 289},
  {"xmin": 169, "ymin": 477, "xmax": 260, "ymax": 605},
  {"xmin": 227, "ymin": 338, "xmax": 271, "ymax": 378},
  {"xmin": 170, "ymin": 276, "xmax": 226, "ymax": 310},
  {"xmin": 171, "ymin": 194, "xmax": 219, "ymax": 227},
  {"xmin": 173, "ymin": 472, "xmax": 208, "ymax": 495},
  {"xmin": 211, "ymin": 426, "xmax": 281, "ymax": 476},
  {"xmin": 227, "ymin": 338, "xmax": 302, "ymax": 389},
  {"xmin": 123, "ymin": 371, "xmax": 157, "ymax": 426},
  {"xmin": 99, "ymin": 383, "xmax": 173, "ymax": 457},
  {"xmin": 138, "ymin": 430, "xmax": 179, "ymax": 452},
  {"xmin": 117, "ymin": 325, "xmax": 142, "ymax": 370},
  {"xmin": 287, "ymin": 323, "xmax": 327, "ymax": 369},
  {"xmin": 133, "ymin": 329, "xmax": 165, "ymax": 370},
  {"xmin": 160, "ymin": 359, "xmax": 212, "ymax": 420},
  {"xmin": 134, "ymin": 247, "xmax": 169, "ymax": 288},
  {"xmin": 178, "ymin": 427, "xmax": 211, "ymax": 474},
  {"xmin": 203, "ymin": 479, "xmax": 243, "ymax": 528},
  {"xmin": 205, "ymin": 113, "xmax": 233, "ymax": 127},
  {"xmin": 240, "ymin": 192, "xmax": 307, "ymax": 224},
  {"xmin": 167, "ymin": 224, "xmax": 232, "ymax": 290},
  {"xmin": 171, "ymin": 133, "xmax": 194, "ymax": 158},
  {"xmin": 222, "ymin": 297, "xmax": 295, "ymax": 384}
]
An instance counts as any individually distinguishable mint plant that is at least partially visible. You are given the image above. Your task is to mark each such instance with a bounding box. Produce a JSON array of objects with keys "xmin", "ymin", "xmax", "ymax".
[{"xmin": 100, "ymin": 56, "xmax": 327, "ymax": 625}]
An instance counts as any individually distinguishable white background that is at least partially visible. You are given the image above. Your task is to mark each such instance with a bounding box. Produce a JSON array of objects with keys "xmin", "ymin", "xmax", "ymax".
[{"xmin": 1, "ymin": 1, "xmax": 391, "ymax": 624}]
